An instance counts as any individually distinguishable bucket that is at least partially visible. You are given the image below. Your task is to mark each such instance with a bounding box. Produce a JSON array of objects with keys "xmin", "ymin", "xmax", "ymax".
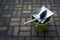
[{"xmin": 31, "ymin": 10, "xmax": 52, "ymax": 32}]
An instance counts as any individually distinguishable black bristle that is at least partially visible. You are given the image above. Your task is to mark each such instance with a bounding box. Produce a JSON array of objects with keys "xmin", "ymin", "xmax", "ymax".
[{"xmin": 40, "ymin": 10, "xmax": 47, "ymax": 19}]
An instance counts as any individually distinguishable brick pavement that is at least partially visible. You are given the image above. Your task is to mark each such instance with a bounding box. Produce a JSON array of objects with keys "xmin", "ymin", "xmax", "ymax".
[{"xmin": 0, "ymin": 0, "xmax": 60, "ymax": 40}]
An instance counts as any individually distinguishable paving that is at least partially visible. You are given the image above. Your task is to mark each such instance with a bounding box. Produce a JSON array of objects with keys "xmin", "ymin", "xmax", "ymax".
[{"xmin": 0, "ymin": 0, "xmax": 60, "ymax": 40}]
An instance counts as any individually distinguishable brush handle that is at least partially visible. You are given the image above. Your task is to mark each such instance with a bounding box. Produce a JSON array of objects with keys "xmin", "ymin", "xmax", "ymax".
[
  {"xmin": 24, "ymin": 19, "xmax": 36, "ymax": 25},
  {"xmin": 35, "ymin": 22, "xmax": 39, "ymax": 27}
]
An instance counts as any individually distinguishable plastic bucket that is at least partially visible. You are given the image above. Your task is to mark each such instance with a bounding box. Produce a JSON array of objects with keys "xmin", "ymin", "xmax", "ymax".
[{"xmin": 31, "ymin": 10, "xmax": 52, "ymax": 32}]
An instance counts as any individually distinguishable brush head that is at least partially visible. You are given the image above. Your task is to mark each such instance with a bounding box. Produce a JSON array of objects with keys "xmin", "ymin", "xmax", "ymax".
[{"xmin": 40, "ymin": 10, "xmax": 46, "ymax": 20}]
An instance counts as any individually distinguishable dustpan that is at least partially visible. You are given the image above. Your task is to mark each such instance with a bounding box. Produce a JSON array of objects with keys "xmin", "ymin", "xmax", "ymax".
[{"xmin": 32, "ymin": 6, "xmax": 54, "ymax": 32}]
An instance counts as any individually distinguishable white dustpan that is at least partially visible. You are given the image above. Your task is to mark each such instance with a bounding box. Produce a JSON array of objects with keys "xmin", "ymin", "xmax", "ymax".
[{"xmin": 32, "ymin": 6, "xmax": 54, "ymax": 23}]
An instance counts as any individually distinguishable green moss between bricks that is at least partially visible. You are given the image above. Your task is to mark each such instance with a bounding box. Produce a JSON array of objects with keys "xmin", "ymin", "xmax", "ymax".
[{"xmin": 31, "ymin": 10, "xmax": 52, "ymax": 32}]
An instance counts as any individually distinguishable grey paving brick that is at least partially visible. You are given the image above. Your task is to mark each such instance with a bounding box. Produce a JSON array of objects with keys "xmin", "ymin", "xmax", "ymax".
[
  {"xmin": 0, "ymin": 31, "xmax": 6, "ymax": 36},
  {"xmin": 18, "ymin": 37, "xmax": 24, "ymax": 40},
  {"xmin": 45, "ymin": 37, "xmax": 51, "ymax": 40},
  {"xmin": 20, "ymin": 27, "xmax": 31, "ymax": 31},
  {"xmin": 10, "ymin": 22, "xmax": 19, "ymax": 26},
  {"xmin": 14, "ymin": 8, "xmax": 21, "ymax": 10},
  {"xmin": 13, "ymin": 27, "xmax": 19, "ymax": 36},
  {"xmin": 46, "ymin": 26, "xmax": 56, "ymax": 30},
  {"xmin": 32, "ymin": 7, "xmax": 39, "ymax": 10},
  {"xmin": 59, "ymin": 37, "xmax": 60, "ymax": 40},
  {"xmin": 45, "ymin": 31, "xmax": 57, "ymax": 36},
  {"xmin": 9, "ymin": 5, "xmax": 13, "ymax": 10},
  {"xmin": 0, "ymin": 37, "xmax": 4, "ymax": 40},
  {"xmin": 41, "ymin": 0, "xmax": 49, "ymax": 2},
  {"xmin": 22, "ymin": 10, "xmax": 31, "ymax": 13},
  {"xmin": 55, "ymin": 22, "xmax": 60, "ymax": 25},
  {"xmin": 56, "ymin": 27, "xmax": 60, "ymax": 36},
  {"xmin": 2, "ymin": 11, "xmax": 8, "ymax": 14},
  {"xmin": 4, "ymin": 5, "xmax": 9, "ymax": 10},
  {"xmin": 52, "ymin": 7, "xmax": 60, "ymax": 10},
  {"xmin": 49, "ymin": 17, "xmax": 55, "ymax": 25},
  {"xmin": 19, "ymin": 0, "xmax": 23, "ymax": 4},
  {"xmin": 46, "ymin": 5, "xmax": 51, "ymax": 9},
  {"xmin": 3, "ymin": 0, "xmax": 6, "ymax": 4},
  {"xmin": 0, "ymin": 8, "xmax": 3, "ymax": 10},
  {"xmin": 32, "ymin": 0, "xmax": 36, "ymax": 3},
  {"xmin": 15, "ymin": 0, "xmax": 19, "ymax": 4},
  {"xmin": 0, "ymin": 19, "xmax": 3, "ymax": 25},
  {"xmin": 0, "ymin": 11, "xmax": 2, "ymax": 14},
  {"xmin": 0, "ymin": 27, "xmax": 7, "ymax": 31},
  {"xmin": 23, "ymin": 5, "xmax": 27, "ymax": 10},
  {"xmin": 6, "ymin": 37, "xmax": 17, "ymax": 40},
  {"xmin": 0, "ymin": 18, "xmax": 9, "ymax": 25},
  {"xmin": 32, "ymin": 5, "xmax": 40, "ymax": 7},
  {"xmin": 16, "ymin": 11, "xmax": 21, "ymax": 17},
  {"xmin": 32, "ymin": 27, "xmax": 37, "ymax": 36},
  {"xmin": 28, "ymin": 5, "xmax": 31, "ymax": 10},
  {"xmin": 52, "ymin": 37, "xmax": 58, "ymax": 40},
  {"xmin": 20, "ymin": 32, "xmax": 30, "ymax": 36},
  {"xmin": 6, "ymin": 0, "xmax": 15, "ymax": 4},
  {"xmin": 1, "ymin": 18, "xmax": 9, "ymax": 25},
  {"xmin": 2, "ymin": 14, "xmax": 11, "ymax": 17},
  {"xmin": 54, "ymin": 17, "xmax": 60, "ymax": 22},
  {"xmin": 53, "ymin": 10, "xmax": 58, "ymax": 16},
  {"xmin": 39, "ymin": 32, "xmax": 44, "ymax": 36},
  {"xmin": 26, "ymin": 18, "xmax": 31, "ymax": 25},
  {"xmin": 15, "ymin": 5, "xmax": 22, "ymax": 8},
  {"xmin": 58, "ymin": 10, "xmax": 60, "ymax": 16},
  {"xmin": 12, "ymin": 11, "xmax": 17, "ymax": 17},
  {"xmin": 51, "ymin": 4, "xmax": 60, "ymax": 7},
  {"xmin": 11, "ymin": 18, "xmax": 20, "ymax": 21},
  {"xmin": 32, "ymin": 37, "xmax": 44, "ymax": 40},
  {"xmin": 7, "ymin": 27, "xmax": 13, "ymax": 35},
  {"xmin": 54, "ymin": 0, "xmax": 60, "ymax": 3},
  {"xmin": 36, "ymin": 0, "xmax": 41, "ymax": 3},
  {"xmin": 21, "ymin": 18, "xmax": 26, "ymax": 25},
  {"xmin": 24, "ymin": 1, "xmax": 31, "ymax": 4},
  {"xmin": 50, "ymin": 0, "xmax": 54, "ymax": 3},
  {"xmin": 25, "ymin": 37, "xmax": 31, "ymax": 40}
]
